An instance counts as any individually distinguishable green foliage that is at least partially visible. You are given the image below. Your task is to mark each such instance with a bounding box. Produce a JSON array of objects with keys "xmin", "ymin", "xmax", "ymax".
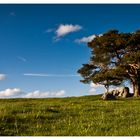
[
  {"xmin": 1, "ymin": 97, "xmax": 140, "ymax": 136},
  {"xmin": 77, "ymin": 64, "xmax": 98, "ymax": 84},
  {"xmin": 78, "ymin": 29, "xmax": 140, "ymax": 94}
]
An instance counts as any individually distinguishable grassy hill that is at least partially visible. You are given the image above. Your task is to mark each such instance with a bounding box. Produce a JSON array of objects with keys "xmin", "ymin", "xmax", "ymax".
[{"xmin": 0, "ymin": 95, "xmax": 140, "ymax": 136}]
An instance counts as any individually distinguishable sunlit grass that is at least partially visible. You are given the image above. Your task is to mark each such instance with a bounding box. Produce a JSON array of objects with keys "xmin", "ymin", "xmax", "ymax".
[{"xmin": 0, "ymin": 95, "xmax": 140, "ymax": 136}]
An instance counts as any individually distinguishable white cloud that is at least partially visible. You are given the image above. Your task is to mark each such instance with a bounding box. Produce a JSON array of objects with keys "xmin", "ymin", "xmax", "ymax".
[
  {"xmin": 75, "ymin": 34, "xmax": 96, "ymax": 43},
  {"xmin": 89, "ymin": 88, "xmax": 96, "ymax": 93},
  {"xmin": 24, "ymin": 90, "xmax": 49, "ymax": 98},
  {"xmin": 0, "ymin": 88, "xmax": 66, "ymax": 98},
  {"xmin": 75, "ymin": 34, "xmax": 103, "ymax": 43},
  {"xmin": 0, "ymin": 88, "xmax": 22, "ymax": 98},
  {"xmin": 51, "ymin": 90, "xmax": 65, "ymax": 97},
  {"xmin": 23, "ymin": 73, "xmax": 80, "ymax": 77},
  {"xmin": 55, "ymin": 24, "xmax": 82, "ymax": 38},
  {"xmin": 24, "ymin": 90, "xmax": 66, "ymax": 98},
  {"xmin": 89, "ymin": 82, "xmax": 105, "ymax": 95},
  {"xmin": 90, "ymin": 83, "xmax": 104, "ymax": 89},
  {"xmin": 0, "ymin": 74, "xmax": 6, "ymax": 80}
]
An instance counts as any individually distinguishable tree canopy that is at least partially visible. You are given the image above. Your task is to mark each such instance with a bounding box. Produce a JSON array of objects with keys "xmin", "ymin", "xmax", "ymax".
[{"xmin": 78, "ymin": 29, "xmax": 140, "ymax": 96}]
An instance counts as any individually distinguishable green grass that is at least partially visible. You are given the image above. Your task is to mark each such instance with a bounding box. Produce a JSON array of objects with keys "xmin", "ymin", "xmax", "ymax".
[{"xmin": 0, "ymin": 95, "xmax": 140, "ymax": 136}]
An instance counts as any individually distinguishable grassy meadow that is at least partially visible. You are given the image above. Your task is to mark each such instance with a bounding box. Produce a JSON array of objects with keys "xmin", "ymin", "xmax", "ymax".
[{"xmin": 0, "ymin": 95, "xmax": 140, "ymax": 136}]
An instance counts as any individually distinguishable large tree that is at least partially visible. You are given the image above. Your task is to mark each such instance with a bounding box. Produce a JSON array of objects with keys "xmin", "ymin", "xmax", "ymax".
[{"xmin": 78, "ymin": 29, "xmax": 140, "ymax": 96}]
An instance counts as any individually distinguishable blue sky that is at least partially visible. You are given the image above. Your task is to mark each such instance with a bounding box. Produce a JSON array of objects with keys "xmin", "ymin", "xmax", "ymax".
[{"xmin": 0, "ymin": 4, "xmax": 140, "ymax": 98}]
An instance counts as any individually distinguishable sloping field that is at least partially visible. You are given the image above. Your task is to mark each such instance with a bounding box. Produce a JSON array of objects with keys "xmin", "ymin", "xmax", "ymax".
[{"xmin": 0, "ymin": 95, "xmax": 140, "ymax": 136}]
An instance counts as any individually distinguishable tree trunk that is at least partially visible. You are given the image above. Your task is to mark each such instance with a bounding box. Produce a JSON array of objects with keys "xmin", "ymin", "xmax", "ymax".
[
  {"xmin": 132, "ymin": 80, "xmax": 140, "ymax": 97},
  {"xmin": 127, "ymin": 64, "xmax": 140, "ymax": 97},
  {"xmin": 105, "ymin": 84, "xmax": 109, "ymax": 93},
  {"xmin": 132, "ymin": 81, "xmax": 135, "ymax": 95}
]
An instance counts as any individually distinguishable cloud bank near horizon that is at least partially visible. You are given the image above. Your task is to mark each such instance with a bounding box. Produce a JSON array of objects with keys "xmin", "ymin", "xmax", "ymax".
[
  {"xmin": 0, "ymin": 88, "xmax": 66, "ymax": 98},
  {"xmin": 0, "ymin": 88, "xmax": 22, "ymax": 98},
  {"xmin": 24, "ymin": 90, "xmax": 65, "ymax": 98}
]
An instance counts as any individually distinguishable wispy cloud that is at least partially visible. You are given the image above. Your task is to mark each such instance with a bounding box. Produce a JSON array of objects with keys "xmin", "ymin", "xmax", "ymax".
[
  {"xmin": 23, "ymin": 73, "xmax": 80, "ymax": 77},
  {"xmin": 17, "ymin": 56, "xmax": 27, "ymax": 62},
  {"xmin": 45, "ymin": 28, "xmax": 54, "ymax": 33},
  {"xmin": 0, "ymin": 74, "xmax": 6, "ymax": 80},
  {"xmin": 55, "ymin": 24, "xmax": 82, "ymax": 39}
]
